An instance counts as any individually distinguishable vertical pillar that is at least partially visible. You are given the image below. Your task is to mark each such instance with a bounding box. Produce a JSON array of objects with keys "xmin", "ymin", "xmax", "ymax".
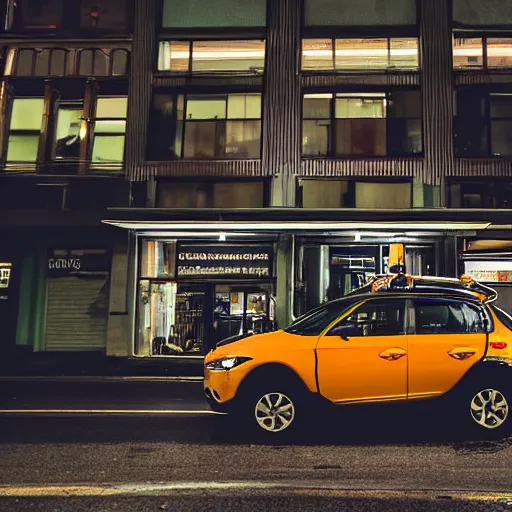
[
  {"xmin": 420, "ymin": 0, "xmax": 454, "ymax": 207},
  {"xmin": 125, "ymin": 0, "xmax": 156, "ymax": 181},
  {"xmin": 275, "ymin": 235, "xmax": 294, "ymax": 328},
  {"xmin": 263, "ymin": 0, "xmax": 301, "ymax": 207},
  {"xmin": 106, "ymin": 232, "xmax": 131, "ymax": 356}
]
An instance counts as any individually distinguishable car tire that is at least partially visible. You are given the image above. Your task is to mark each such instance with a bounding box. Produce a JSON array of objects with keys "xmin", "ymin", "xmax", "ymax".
[
  {"xmin": 462, "ymin": 383, "xmax": 512, "ymax": 438},
  {"xmin": 236, "ymin": 380, "xmax": 304, "ymax": 440}
]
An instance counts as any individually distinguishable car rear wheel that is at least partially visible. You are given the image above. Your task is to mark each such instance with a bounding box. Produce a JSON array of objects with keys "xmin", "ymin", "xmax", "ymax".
[{"xmin": 465, "ymin": 385, "xmax": 511, "ymax": 436}]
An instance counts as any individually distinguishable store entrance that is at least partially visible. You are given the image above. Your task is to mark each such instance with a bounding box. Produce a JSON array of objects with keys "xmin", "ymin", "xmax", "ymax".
[{"xmin": 213, "ymin": 284, "xmax": 276, "ymax": 345}]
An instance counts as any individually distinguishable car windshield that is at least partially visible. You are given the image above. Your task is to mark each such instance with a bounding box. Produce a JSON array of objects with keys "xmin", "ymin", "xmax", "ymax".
[
  {"xmin": 285, "ymin": 297, "xmax": 361, "ymax": 336},
  {"xmin": 490, "ymin": 304, "xmax": 512, "ymax": 331}
]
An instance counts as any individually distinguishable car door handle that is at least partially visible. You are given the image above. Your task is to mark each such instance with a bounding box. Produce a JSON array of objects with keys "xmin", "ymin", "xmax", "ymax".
[
  {"xmin": 448, "ymin": 347, "xmax": 477, "ymax": 360},
  {"xmin": 379, "ymin": 348, "xmax": 407, "ymax": 361}
]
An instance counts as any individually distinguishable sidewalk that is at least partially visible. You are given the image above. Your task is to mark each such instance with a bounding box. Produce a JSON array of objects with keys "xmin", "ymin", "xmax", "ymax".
[{"xmin": 0, "ymin": 351, "xmax": 205, "ymax": 381}]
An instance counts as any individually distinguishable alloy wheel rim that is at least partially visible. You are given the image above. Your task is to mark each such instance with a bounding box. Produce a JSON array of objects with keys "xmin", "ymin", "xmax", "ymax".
[
  {"xmin": 254, "ymin": 392, "xmax": 295, "ymax": 433},
  {"xmin": 470, "ymin": 388, "xmax": 509, "ymax": 429}
]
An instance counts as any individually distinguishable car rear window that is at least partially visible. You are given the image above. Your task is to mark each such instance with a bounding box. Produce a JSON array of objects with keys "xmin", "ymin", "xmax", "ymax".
[{"xmin": 490, "ymin": 304, "xmax": 512, "ymax": 331}]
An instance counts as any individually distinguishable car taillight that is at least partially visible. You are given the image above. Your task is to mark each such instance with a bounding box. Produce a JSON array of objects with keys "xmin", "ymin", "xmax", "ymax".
[{"xmin": 490, "ymin": 341, "xmax": 508, "ymax": 350}]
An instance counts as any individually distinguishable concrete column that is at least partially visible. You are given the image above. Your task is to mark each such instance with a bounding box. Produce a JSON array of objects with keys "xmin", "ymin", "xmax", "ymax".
[
  {"xmin": 275, "ymin": 234, "xmax": 294, "ymax": 329},
  {"xmin": 106, "ymin": 232, "xmax": 132, "ymax": 356}
]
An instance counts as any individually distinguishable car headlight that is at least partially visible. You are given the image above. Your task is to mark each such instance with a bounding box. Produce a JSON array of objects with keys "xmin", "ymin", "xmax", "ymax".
[{"xmin": 205, "ymin": 356, "xmax": 252, "ymax": 371}]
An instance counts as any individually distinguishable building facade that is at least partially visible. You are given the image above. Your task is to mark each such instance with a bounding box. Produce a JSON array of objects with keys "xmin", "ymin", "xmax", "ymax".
[{"xmin": 2, "ymin": 0, "xmax": 512, "ymax": 373}]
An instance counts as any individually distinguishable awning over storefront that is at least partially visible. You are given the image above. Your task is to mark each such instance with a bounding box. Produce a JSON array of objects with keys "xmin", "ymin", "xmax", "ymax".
[{"xmin": 101, "ymin": 207, "xmax": 512, "ymax": 236}]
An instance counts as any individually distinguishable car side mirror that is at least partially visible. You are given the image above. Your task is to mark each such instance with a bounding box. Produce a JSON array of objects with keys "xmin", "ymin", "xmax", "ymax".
[{"xmin": 329, "ymin": 322, "xmax": 358, "ymax": 341}]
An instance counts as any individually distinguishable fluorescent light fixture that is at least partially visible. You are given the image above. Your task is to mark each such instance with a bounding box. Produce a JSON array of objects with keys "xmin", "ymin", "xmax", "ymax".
[{"xmin": 104, "ymin": 220, "xmax": 491, "ymax": 232}]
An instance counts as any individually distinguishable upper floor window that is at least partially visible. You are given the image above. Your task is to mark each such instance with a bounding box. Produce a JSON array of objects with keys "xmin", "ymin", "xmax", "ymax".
[
  {"xmin": 454, "ymin": 0, "xmax": 512, "ymax": 27},
  {"xmin": 5, "ymin": 90, "xmax": 127, "ymax": 168},
  {"xmin": 302, "ymin": 91, "xmax": 422, "ymax": 157},
  {"xmin": 161, "ymin": 0, "xmax": 266, "ymax": 29},
  {"xmin": 449, "ymin": 180, "xmax": 512, "ymax": 209},
  {"xmin": 158, "ymin": 40, "xmax": 265, "ymax": 74},
  {"xmin": 302, "ymin": 38, "xmax": 419, "ymax": 72},
  {"xmin": 8, "ymin": 0, "xmax": 129, "ymax": 32},
  {"xmin": 5, "ymin": 47, "xmax": 130, "ymax": 76},
  {"xmin": 454, "ymin": 91, "xmax": 512, "ymax": 157},
  {"xmin": 304, "ymin": 0, "xmax": 416, "ymax": 27},
  {"xmin": 453, "ymin": 36, "xmax": 512, "ymax": 70},
  {"xmin": 148, "ymin": 92, "xmax": 262, "ymax": 161}
]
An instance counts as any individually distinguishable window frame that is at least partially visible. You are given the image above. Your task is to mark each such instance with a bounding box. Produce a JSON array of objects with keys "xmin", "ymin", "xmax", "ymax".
[
  {"xmin": 147, "ymin": 90, "xmax": 264, "ymax": 161},
  {"xmin": 301, "ymin": 36, "xmax": 421, "ymax": 73},
  {"xmin": 7, "ymin": 0, "xmax": 133, "ymax": 34},
  {"xmin": 156, "ymin": 38, "xmax": 266, "ymax": 75},
  {"xmin": 453, "ymin": 32, "xmax": 512, "ymax": 72},
  {"xmin": 411, "ymin": 297, "xmax": 490, "ymax": 336},
  {"xmin": 301, "ymin": 89, "xmax": 424, "ymax": 158},
  {"xmin": 454, "ymin": 88, "xmax": 512, "ymax": 158},
  {"xmin": 325, "ymin": 297, "xmax": 407, "ymax": 337},
  {"xmin": 3, "ymin": 80, "xmax": 128, "ymax": 173}
]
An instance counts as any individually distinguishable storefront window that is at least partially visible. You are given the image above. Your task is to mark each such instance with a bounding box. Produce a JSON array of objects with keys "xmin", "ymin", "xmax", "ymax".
[{"xmin": 137, "ymin": 240, "xmax": 276, "ymax": 357}]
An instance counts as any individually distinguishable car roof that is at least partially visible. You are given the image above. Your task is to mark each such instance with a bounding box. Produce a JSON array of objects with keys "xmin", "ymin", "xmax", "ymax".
[
  {"xmin": 347, "ymin": 273, "xmax": 497, "ymax": 304},
  {"xmin": 346, "ymin": 291, "xmax": 484, "ymax": 305}
]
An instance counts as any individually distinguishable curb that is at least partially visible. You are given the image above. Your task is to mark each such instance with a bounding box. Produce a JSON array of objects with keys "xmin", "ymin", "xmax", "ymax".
[{"xmin": 0, "ymin": 376, "xmax": 204, "ymax": 383}]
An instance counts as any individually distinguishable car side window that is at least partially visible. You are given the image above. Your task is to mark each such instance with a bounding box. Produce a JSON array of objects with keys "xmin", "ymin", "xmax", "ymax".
[
  {"xmin": 328, "ymin": 300, "xmax": 405, "ymax": 337},
  {"xmin": 414, "ymin": 300, "xmax": 486, "ymax": 335}
]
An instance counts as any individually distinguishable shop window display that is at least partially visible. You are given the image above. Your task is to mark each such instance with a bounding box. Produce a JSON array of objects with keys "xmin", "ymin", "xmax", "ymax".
[{"xmin": 137, "ymin": 240, "xmax": 276, "ymax": 357}]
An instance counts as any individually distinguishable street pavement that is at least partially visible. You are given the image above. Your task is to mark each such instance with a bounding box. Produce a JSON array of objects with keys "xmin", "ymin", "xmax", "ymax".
[{"xmin": 1, "ymin": 379, "xmax": 512, "ymax": 510}]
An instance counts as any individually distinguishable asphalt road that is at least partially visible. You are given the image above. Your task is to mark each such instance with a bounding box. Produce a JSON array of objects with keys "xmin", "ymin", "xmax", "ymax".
[{"xmin": 1, "ymin": 380, "xmax": 512, "ymax": 510}]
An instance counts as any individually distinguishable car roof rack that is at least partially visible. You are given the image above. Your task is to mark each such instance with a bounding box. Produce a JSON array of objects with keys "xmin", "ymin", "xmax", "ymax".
[{"xmin": 350, "ymin": 273, "xmax": 498, "ymax": 303}]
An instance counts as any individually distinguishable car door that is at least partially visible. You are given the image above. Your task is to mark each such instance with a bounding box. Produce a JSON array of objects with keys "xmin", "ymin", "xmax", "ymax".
[
  {"xmin": 407, "ymin": 297, "xmax": 487, "ymax": 399},
  {"xmin": 316, "ymin": 298, "xmax": 408, "ymax": 404}
]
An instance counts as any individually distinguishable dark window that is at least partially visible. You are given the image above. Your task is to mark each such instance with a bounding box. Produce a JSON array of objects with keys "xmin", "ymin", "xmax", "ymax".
[
  {"xmin": 156, "ymin": 180, "xmax": 265, "ymax": 208},
  {"xmin": 329, "ymin": 299, "xmax": 405, "ymax": 337},
  {"xmin": 284, "ymin": 298, "xmax": 361, "ymax": 336},
  {"xmin": 454, "ymin": 0, "xmax": 512, "ymax": 26},
  {"xmin": 302, "ymin": 38, "xmax": 419, "ymax": 71},
  {"xmin": 449, "ymin": 180, "xmax": 512, "ymax": 209},
  {"xmin": 158, "ymin": 40, "xmax": 265, "ymax": 74},
  {"xmin": 414, "ymin": 300, "xmax": 486, "ymax": 335},
  {"xmin": 303, "ymin": 91, "xmax": 422, "ymax": 157},
  {"xmin": 490, "ymin": 304, "xmax": 512, "ymax": 331},
  {"xmin": 80, "ymin": 0, "xmax": 128, "ymax": 30},
  {"xmin": 454, "ymin": 91, "xmax": 512, "ymax": 157},
  {"xmin": 148, "ymin": 93, "xmax": 262, "ymax": 160},
  {"xmin": 304, "ymin": 0, "xmax": 417, "ymax": 27},
  {"xmin": 161, "ymin": 0, "xmax": 266, "ymax": 29},
  {"xmin": 18, "ymin": 0, "xmax": 62, "ymax": 29},
  {"xmin": 7, "ymin": 47, "xmax": 129, "ymax": 77},
  {"xmin": 10, "ymin": 0, "xmax": 129, "ymax": 32}
]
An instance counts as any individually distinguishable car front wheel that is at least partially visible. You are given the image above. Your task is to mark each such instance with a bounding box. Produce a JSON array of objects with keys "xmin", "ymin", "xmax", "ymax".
[{"xmin": 253, "ymin": 391, "xmax": 296, "ymax": 434}]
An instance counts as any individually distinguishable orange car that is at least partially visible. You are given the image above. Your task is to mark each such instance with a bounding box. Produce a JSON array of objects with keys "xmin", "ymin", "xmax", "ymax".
[{"xmin": 204, "ymin": 274, "xmax": 512, "ymax": 437}]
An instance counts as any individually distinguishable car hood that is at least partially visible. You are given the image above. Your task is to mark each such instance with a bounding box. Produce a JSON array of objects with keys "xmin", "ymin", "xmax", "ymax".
[{"xmin": 205, "ymin": 330, "xmax": 289, "ymax": 362}]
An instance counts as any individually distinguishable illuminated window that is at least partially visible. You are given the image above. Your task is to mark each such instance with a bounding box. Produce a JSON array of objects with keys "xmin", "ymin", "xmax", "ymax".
[
  {"xmin": 6, "ymin": 98, "xmax": 44, "ymax": 162},
  {"xmin": 54, "ymin": 102, "xmax": 83, "ymax": 160},
  {"xmin": 453, "ymin": 36, "xmax": 512, "ymax": 70},
  {"xmin": 158, "ymin": 40, "xmax": 265, "ymax": 73},
  {"xmin": 302, "ymin": 91, "xmax": 422, "ymax": 157},
  {"xmin": 302, "ymin": 38, "xmax": 419, "ymax": 71},
  {"xmin": 92, "ymin": 97, "xmax": 128, "ymax": 163},
  {"xmin": 148, "ymin": 93, "xmax": 262, "ymax": 160}
]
